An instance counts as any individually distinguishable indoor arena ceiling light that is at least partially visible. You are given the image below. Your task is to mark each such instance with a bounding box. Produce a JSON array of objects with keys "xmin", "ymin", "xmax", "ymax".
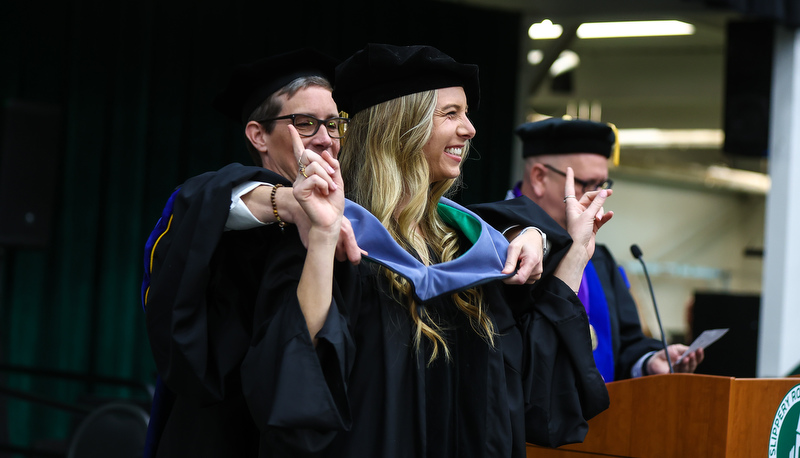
[
  {"xmin": 528, "ymin": 19, "xmax": 563, "ymax": 40},
  {"xmin": 529, "ymin": 20, "xmax": 695, "ymax": 40},
  {"xmin": 577, "ymin": 20, "xmax": 695, "ymax": 39}
]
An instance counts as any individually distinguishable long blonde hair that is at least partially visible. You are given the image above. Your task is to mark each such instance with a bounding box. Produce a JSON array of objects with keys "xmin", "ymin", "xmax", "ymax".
[{"xmin": 340, "ymin": 90, "xmax": 495, "ymax": 363}]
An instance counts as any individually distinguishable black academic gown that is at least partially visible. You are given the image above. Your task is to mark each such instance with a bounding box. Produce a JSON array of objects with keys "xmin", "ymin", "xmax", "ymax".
[
  {"xmin": 240, "ymin": 214, "xmax": 607, "ymax": 457},
  {"xmin": 590, "ymin": 245, "xmax": 663, "ymax": 380},
  {"xmin": 467, "ymin": 196, "xmax": 612, "ymax": 445},
  {"xmin": 484, "ymin": 196, "xmax": 665, "ymax": 381},
  {"xmin": 143, "ymin": 164, "xmax": 609, "ymax": 457},
  {"xmin": 144, "ymin": 163, "xmax": 291, "ymax": 457}
]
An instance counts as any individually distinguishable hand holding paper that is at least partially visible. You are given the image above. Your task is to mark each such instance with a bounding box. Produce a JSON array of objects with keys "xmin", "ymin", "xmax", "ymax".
[{"xmin": 675, "ymin": 328, "xmax": 728, "ymax": 364}]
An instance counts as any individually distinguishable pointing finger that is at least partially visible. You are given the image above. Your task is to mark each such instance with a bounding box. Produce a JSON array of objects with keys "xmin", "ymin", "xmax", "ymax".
[
  {"xmin": 289, "ymin": 125, "xmax": 305, "ymax": 163},
  {"xmin": 564, "ymin": 167, "xmax": 577, "ymax": 201}
]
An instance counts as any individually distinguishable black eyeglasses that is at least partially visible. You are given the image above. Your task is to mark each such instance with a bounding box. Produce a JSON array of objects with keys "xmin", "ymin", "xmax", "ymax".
[
  {"xmin": 543, "ymin": 164, "xmax": 613, "ymax": 194},
  {"xmin": 256, "ymin": 114, "xmax": 349, "ymax": 139}
]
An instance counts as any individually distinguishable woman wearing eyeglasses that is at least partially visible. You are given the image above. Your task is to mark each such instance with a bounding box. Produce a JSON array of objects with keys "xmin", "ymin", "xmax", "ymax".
[
  {"xmin": 240, "ymin": 44, "xmax": 613, "ymax": 458},
  {"xmin": 143, "ymin": 46, "xmax": 562, "ymax": 458}
]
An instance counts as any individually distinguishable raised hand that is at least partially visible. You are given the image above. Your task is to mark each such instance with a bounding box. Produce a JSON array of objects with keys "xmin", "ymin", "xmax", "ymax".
[
  {"xmin": 553, "ymin": 167, "xmax": 614, "ymax": 293},
  {"xmin": 247, "ymin": 125, "xmax": 361, "ymax": 263},
  {"xmin": 289, "ymin": 124, "xmax": 343, "ymax": 345},
  {"xmin": 563, "ymin": 167, "xmax": 613, "ymax": 262},
  {"xmin": 287, "ymin": 191, "xmax": 364, "ymax": 264},
  {"xmin": 289, "ymin": 125, "xmax": 344, "ymax": 236}
]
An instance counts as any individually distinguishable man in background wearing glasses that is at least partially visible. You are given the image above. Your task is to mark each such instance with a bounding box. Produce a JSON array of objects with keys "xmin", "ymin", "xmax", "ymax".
[{"xmin": 507, "ymin": 117, "xmax": 703, "ymax": 382}]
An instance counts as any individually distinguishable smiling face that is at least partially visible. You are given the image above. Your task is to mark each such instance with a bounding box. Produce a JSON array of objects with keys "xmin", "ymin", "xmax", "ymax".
[
  {"xmin": 423, "ymin": 87, "xmax": 476, "ymax": 183},
  {"xmin": 259, "ymin": 85, "xmax": 341, "ymax": 181}
]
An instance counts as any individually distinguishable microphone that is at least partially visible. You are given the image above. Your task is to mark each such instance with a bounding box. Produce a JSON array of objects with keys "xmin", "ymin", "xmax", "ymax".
[{"xmin": 630, "ymin": 244, "xmax": 673, "ymax": 374}]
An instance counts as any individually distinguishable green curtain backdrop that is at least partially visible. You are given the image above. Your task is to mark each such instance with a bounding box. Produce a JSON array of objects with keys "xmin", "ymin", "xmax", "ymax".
[{"xmin": 1, "ymin": 0, "xmax": 519, "ymax": 451}]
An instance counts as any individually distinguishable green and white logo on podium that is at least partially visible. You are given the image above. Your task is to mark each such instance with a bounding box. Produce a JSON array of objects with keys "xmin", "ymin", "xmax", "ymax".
[{"xmin": 769, "ymin": 383, "xmax": 800, "ymax": 457}]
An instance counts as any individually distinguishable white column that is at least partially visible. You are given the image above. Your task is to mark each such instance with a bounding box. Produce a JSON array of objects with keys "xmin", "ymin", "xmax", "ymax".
[{"xmin": 758, "ymin": 25, "xmax": 800, "ymax": 377}]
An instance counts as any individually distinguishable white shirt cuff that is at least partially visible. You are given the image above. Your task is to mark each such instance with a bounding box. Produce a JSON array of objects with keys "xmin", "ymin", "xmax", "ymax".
[
  {"xmin": 225, "ymin": 181, "xmax": 272, "ymax": 231},
  {"xmin": 631, "ymin": 350, "xmax": 658, "ymax": 378}
]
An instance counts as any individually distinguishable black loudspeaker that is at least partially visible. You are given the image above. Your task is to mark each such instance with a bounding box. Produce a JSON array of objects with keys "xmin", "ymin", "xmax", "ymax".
[
  {"xmin": 723, "ymin": 20, "xmax": 774, "ymax": 157},
  {"xmin": 691, "ymin": 291, "xmax": 760, "ymax": 378},
  {"xmin": 0, "ymin": 99, "xmax": 62, "ymax": 247}
]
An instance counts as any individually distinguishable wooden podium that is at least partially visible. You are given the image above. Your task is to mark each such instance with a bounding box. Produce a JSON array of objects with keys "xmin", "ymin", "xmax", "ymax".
[{"xmin": 526, "ymin": 374, "xmax": 800, "ymax": 457}]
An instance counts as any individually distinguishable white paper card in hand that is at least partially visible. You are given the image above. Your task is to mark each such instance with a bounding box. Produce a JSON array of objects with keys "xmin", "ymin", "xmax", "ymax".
[{"xmin": 675, "ymin": 328, "xmax": 729, "ymax": 364}]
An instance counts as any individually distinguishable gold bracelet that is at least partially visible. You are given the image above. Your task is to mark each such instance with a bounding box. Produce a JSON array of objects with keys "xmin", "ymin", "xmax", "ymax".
[{"xmin": 271, "ymin": 184, "xmax": 286, "ymax": 231}]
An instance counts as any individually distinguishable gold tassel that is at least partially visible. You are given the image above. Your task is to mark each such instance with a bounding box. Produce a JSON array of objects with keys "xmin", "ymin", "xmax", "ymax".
[
  {"xmin": 339, "ymin": 111, "xmax": 349, "ymax": 147},
  {"xmin": 607, "ymin": 122, "xmax": 620, "ymax": 166}
]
